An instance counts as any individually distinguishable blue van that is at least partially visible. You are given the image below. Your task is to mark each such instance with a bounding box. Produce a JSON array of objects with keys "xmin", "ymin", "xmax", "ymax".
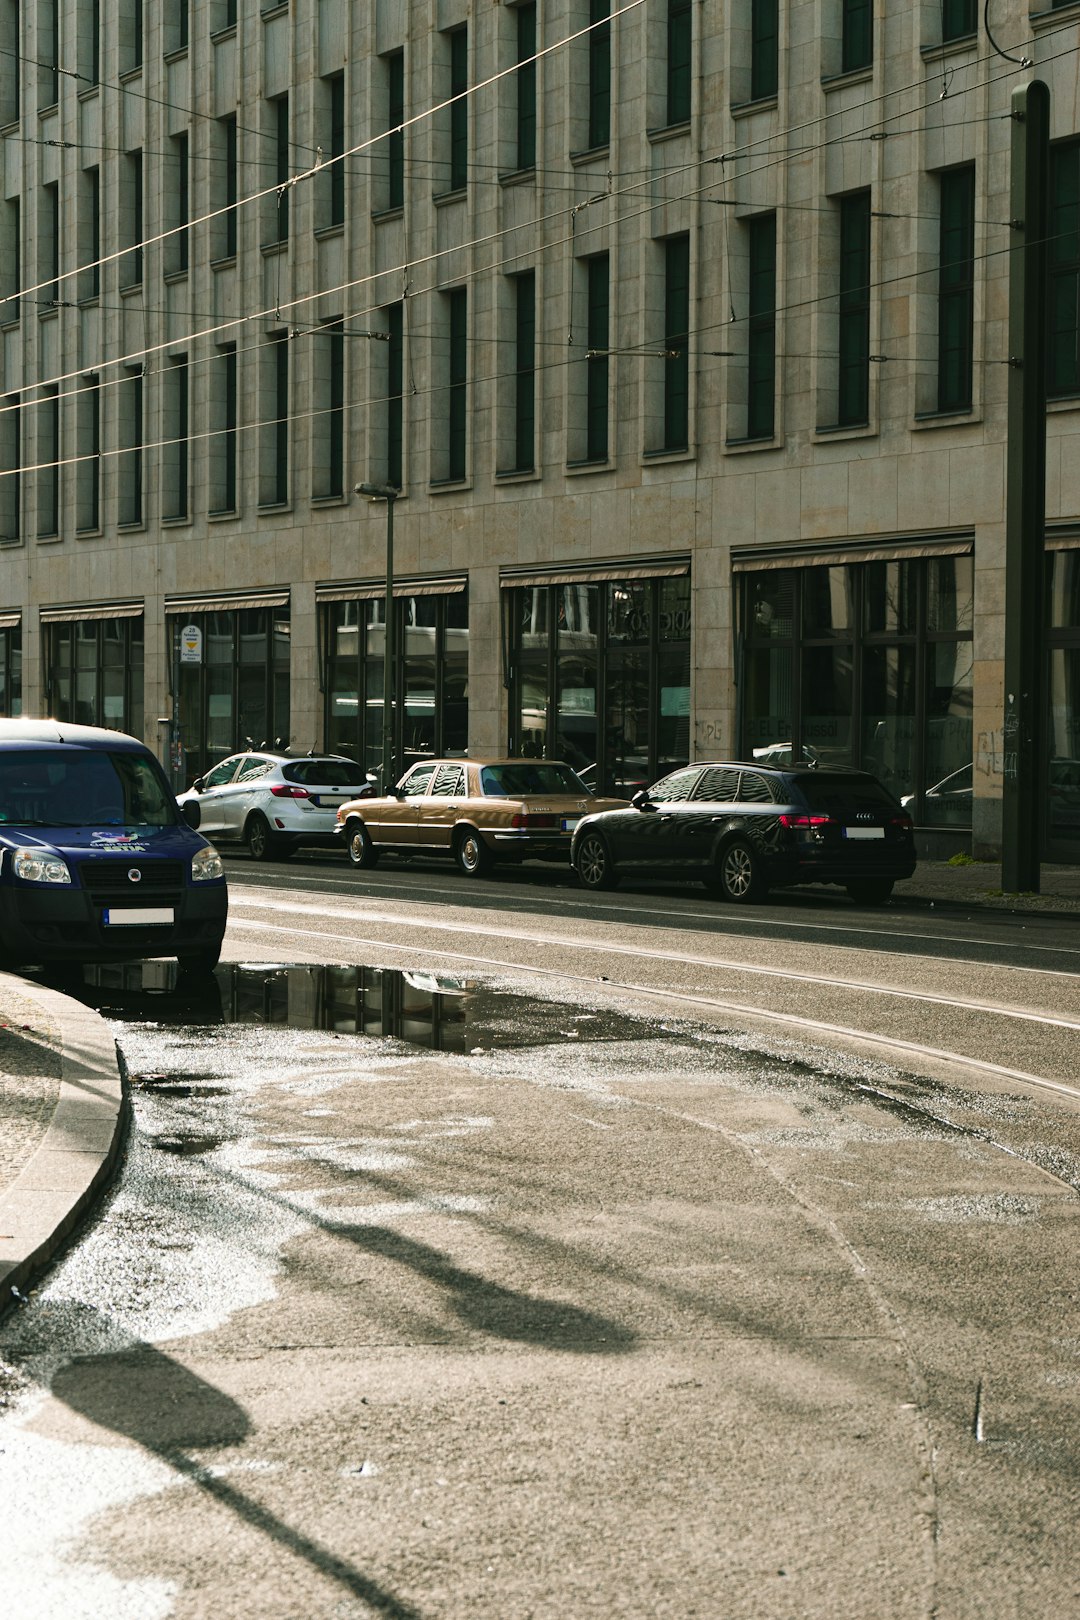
[{"xmin": 0, "ymin": 719, "xmax": 227, "ymax": 972}]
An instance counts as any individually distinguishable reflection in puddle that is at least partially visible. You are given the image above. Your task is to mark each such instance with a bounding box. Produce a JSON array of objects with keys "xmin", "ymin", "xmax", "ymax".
[{"xmin": 67, "ymin": 960, "xmax": 656, "ymax": 1055}]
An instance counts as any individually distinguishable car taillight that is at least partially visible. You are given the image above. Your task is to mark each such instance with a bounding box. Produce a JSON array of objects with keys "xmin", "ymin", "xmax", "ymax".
[
  {"xmin": 510, "ymin": 813, "xmax": 559, "ymax": 829},
  {"xmin": 269, "ymin": 784, "xmax": 310, "ymax": 799},
  {"xmin": 778, "ymin": 813, "xmax": 833, "ymax": 830},
  {"xmin": 890, "ymin": 813, "xmax": 913, "ymax": 830}
]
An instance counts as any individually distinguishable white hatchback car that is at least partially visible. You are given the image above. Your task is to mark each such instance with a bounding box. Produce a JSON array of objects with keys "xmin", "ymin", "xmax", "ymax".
[{"xmin": 177, "ymin": 751, "xmax": 371, "ymax": 861}]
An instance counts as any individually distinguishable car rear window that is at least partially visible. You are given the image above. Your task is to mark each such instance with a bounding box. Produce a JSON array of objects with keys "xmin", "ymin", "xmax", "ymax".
[
  {"xmin": 282, "ymin": 759, "xmax": 369, "ymax": 787},
  {"xmin": 481, "ymin": 764, "xmax": 587, "ymax": 796},
  {"xmin": 790, "ymin": 773, "xmax": 898, "ymax": 816}
]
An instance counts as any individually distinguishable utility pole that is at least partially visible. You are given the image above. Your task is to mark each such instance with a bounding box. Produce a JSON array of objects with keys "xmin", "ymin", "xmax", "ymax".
[
  {"xmin": 1002, "ymin": 78, "xmax": 1049, "ymax": 893},
  {"xmin": 356, "ymin": 482, "xmax": 401, "ymax": 791}
]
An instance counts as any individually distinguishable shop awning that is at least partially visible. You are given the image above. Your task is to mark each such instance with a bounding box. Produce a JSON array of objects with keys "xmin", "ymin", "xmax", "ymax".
[
  {"xmin": 316, "ymin": 576, "xmax": 467, "ymax": 603},
  {"xmin": 39, "ymin": 600, "xmax": 144, "ymax": 624},
  {"xmin": 500, "ymin": 557, "xmax": 690, "ymax": 589},
  {"xmin": 0, "ymin": 610, "xmax": 21, "ymax": 629},
  {"xmin": 730, "ymin": 534, "xmax": 974, "ymax": 572},
  {"xmin": 165, "ymin": 590, "xmax": 290, "ymax": 615}
]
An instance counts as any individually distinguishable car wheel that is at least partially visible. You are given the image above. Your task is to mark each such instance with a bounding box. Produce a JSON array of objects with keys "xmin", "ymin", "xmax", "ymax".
[
  {"xmin": 716, "ymin": 838, "xmax": 766, "ymax": 903},
  {"xmin": 346, "ymin": 818, "xmax": 380, "ymax": 869},
  {"xmin": 245, "ymin": 813, "xmax": 278, "ymax": 862},
  {"xmin": 845, "ymin": 878, "xmax": 894, "ymax": 905},
  {"xmin": 575, "ymin": 832, "xmax": 619, "ymax": 891},
  {"xmin": 454, "ymin": 826, "xmax": 493, "ymax": 877},
  {"xmin": 177, "ymin": 944, "xmax": 222, "ymax": 976}
]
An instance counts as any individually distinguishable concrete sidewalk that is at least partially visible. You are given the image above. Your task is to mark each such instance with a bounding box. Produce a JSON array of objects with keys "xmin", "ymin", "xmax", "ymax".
[
  {"xmin": 0, "ymin": 975, "xmax": 125, "ymax": 1318},
  {"xmin": 0, "ymin": 858, "xmax": 1077, "ymax": 1316}
]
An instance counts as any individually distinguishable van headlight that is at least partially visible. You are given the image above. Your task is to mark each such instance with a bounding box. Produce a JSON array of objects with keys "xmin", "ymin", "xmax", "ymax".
[
  {"xmin": 13, "ymin": 849, "xmax": 72, "ymax": 885},
  {"xmin": 191, "ymin": 846, "xmax": 224, "ymax": 883}
]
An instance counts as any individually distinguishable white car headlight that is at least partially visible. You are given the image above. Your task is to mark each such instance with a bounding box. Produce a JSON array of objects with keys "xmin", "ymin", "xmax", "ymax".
[
  {"xmin": 191, "ymin": 845, "xmax": 224, "ymax": 883},
  {"xmin": 13, "ymin": 849, "xmax": 72, "ymax": 885}
]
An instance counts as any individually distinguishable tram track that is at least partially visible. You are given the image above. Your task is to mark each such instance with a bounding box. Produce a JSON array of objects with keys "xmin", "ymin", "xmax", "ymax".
[{"xmin": 225, "ymin": 884, "xmax": 1080, "ymax": 1110}]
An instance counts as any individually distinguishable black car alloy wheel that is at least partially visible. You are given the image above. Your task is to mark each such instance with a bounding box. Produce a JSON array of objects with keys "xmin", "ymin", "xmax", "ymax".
[{"xmin": 576, "ymin": 831, "xmax": 619, "ymax": 890}]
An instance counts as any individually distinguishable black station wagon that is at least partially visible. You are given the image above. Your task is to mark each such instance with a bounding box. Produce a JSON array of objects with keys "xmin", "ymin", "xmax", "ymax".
[{"xmin": 570, "ymin": 762, "xmax": 917, "ymax": 905}]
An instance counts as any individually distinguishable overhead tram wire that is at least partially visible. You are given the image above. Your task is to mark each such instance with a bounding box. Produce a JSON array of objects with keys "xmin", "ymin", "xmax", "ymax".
[{"xmin": 2, "ymin": 6, "xmax": 1072, "ymax": 422}]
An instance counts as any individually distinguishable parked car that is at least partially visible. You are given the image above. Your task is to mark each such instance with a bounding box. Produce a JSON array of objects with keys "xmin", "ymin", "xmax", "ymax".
[
  {"xmin": 177, "ymin": 751, "xmax": 372, "ymax": 861},
  {"xmin": 335, "ymin": 758, "xmax": 629, "ymax": 876},
  {"xmin": 0, "ymin": 718, "xmax": 227, "ymax": 971},
  {"xmin": 901, "ymin": 763, "xmax": 972, "ymax": 825},
  {"xmin": 570, "ymin": 760, "xmax": 916, "ymax": 904}
]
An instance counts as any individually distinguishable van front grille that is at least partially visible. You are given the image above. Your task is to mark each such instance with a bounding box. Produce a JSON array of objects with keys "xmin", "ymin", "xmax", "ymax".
[{"xmin": 79, "ymin": 861, "xmax": 186, "ymax": 896}]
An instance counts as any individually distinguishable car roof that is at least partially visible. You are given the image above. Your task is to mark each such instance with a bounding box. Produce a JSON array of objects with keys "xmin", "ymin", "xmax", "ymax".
[{"xmin": 0, "ymin": 717, "xmax": 147, "ymax": 751}]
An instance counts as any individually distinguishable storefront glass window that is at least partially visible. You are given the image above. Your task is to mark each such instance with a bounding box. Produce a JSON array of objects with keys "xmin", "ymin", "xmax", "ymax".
[
  {"xmin": 864, "ymin": 560, "xmax": 917, "ymax": 635},
  {"xmin": 802, "ymin": 565, "xmax": 855, "ymax": 636},
  {"xmin": 47, "ymin": 616, "xmax": 144, "ymax": 737},
  {"xmin": 323, "ymin": 591, "xmax": 469, "ymax": 777},
  {"xmin": 801, "ymin": 644, "xmax": 854, "ymax": 766},
  {"xmin": 1048, "ymin": 648, "xmax": 1080, "ymax": 845},
  {"xmin": 928, "ymin": 554, "xmax": 973, "ymax": 632},
  {"xmin": 1050, "ymin": 550, "xmax": 1080, "ymax": 628},
  {"xmin": 924, "ymin": 639, "xmax": 973, "ymax": 822},
  {"xmin": 862, "ymin": 644, "xmax": 916, "ymax": 800},
  {"xmin": 509, "ymin": 574, "xmax": 691, "ymax": 794},
  {"xmin": 175, "ymin": 607, "xmax": 290, "ymax": 782},
  {"xmin": 0, "ymin": 625, "xmax": 21, "ymax": 716}
]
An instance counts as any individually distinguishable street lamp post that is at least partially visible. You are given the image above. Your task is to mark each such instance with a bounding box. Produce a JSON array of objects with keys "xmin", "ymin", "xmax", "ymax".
[{"xmin": 356, "ymin": 481, "xmax": 401, "ymax": 792}]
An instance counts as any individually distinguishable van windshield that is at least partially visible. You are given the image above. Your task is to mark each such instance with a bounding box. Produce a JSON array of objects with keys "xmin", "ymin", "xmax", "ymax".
[{"xmin": 0, "ymin": 749, "xmax": 177, "ymax": 828}]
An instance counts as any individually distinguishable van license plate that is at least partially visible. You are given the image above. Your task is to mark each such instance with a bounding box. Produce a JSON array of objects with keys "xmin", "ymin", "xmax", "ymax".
[
  {"xmin": 103, "ymin": 907, "xmax": 174, "ymax": 926},
  {"xmin": 844, "ymin": 827, "xmax": 884, "ymax": 840}
]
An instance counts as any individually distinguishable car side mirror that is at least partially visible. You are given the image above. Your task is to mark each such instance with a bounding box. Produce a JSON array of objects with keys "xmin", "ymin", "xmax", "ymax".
[
  {"xmin": 631, "ymin": 789, "xmax": 653, "ymax": 811},
  {"xmin": 181, "ymin": 799, "xmax": 202, "ymax": 830},
  {"xmin": 192, "ymin": 776, "xmax": 206, "ymax": 793}
]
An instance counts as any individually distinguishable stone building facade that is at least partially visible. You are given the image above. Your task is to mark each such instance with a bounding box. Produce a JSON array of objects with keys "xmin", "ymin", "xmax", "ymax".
[{"xmin": 1, "ymin": 2, "xmax": 1079, "ymax": 859}]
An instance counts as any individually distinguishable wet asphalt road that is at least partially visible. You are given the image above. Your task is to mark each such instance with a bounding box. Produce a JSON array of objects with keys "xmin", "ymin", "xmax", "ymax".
[{"xmin": 2, "ymin": 857, "xmax": 1080, "ymax": 1619}]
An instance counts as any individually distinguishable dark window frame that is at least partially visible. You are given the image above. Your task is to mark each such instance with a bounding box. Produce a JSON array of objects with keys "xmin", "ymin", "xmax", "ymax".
[
  {"xmin": 747, "ymin": 212, "xmax": 777, "ymax": 440},
  {"xmin": 937, "ymin": 164, "xmax": 976, "ymax": 413},
  {"xmin": 836, "ymin": 190, "xmax": 871, "ymax": 428}
]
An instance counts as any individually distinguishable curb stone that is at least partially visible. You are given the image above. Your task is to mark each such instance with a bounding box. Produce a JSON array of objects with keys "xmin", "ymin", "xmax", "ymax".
[{"xmin": 0, "ymin": 975, "xmax": 127, "ymax": 1321}]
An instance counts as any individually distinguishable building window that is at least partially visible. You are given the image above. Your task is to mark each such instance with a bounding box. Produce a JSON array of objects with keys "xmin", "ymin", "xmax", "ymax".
[
  {"xmin": 76, "ymin": 374, "xmax": 100, "ymax": 532},
  {"xmin": 313, "ymin": 319, "xmax": 345, "ymax": 499},
  {"xmin": 937, "ymin": 165, "xmax": 975, "ymax": 413},
  {"xmin": 747, "ymin": 213, "xmax": 777, "ymax": 439},
  {"xmin": 841, "ymin": 0, "xmax": 873, "ymax": 73},
  {"xmin": 216, "ymin": 115, "xmax": 238, "ymax": 260},
  {"xmin": 40, "ymin": 182, "xmax": 59, "ymax": 308},
  {"xmin": 586, "ymin": 253, "xmax": 610, "ymax": 461},
  {"xmin": 667, "ymin": 0, "xmax": 692, "ymax": 125},
  {"xmin": 513, "ymin": 270, "xmax": 536, "ymax": 471},
  {"xmin": 46, "ymin": 617, "xmax": 144, "ymax": 736},
  {"xmin": 78, "ymin": 166, "xmax": 100, "ymax": 301},
  {"xmin": 175, "ymin": 607, "xmax": 290, "ymax": 781},
  {"xmin": 79, "ymin": 0, "xmax": 102, "ymax": 86},
  {"xmin": 663, "ymin": 235, "xmax": 690, "ymax": 451},
  {"xmin": 837, "ymin": 190, "xmax": 871, "ymax": 427},
  {"xmin": 589, "ymin": 0, "xmax": 611, "ymax": 149},
  {"xmin": 0, "ymin": 197, "xmax": 18, "ymax": 324},
  {"xmin": 118, "ymin": 367, "xmax": 143, "ymax": 526},
  {"xmin": 209, "ymin": 345, "xmax": 237, "ymax": 514},
  {"xmin": 446, "ymin": 288, "xmax": 467, "ymax": 480},
  {"xmin": 0, "ymin": 396, "xmax": 19, "ymax": 542},
  {"xmin": 165, "ymin": 0, "xmax": 189, "ymax": 55},
  {"xmin": 751, "ymin": 0, "xmax": 779, "ymax": 101},
  {"xmin": 508, "ymin": 574, "xmax": 691, "ymax": 792},
  {"xmin": 740, "ymin": 555, "xmax": 973, "ymax": 823},
  {"xmin": 331, "ymin": 75, "xmax": 346, "ymax": 226},
  {"xmin": 0, "ymin": 620, "xmax": 21, "ymax": 715},
  {"xmin": 166, "ymin": 133, "xmax": 189, "ymax": 275},
  {"xmin": 273, "ymin": 96, "xmax": 290, "ymax": 242},
  {"xmin": 121, "ymin": 149, "xmax": 143, "ymax": 287},
  {"xmin": 36, "ymin": 388, "xmax": 59, "ymax": 539},
  {"xmin": 385, "ymin": 51, "xmax": 405, "ymax": 210},
  {"xmin": 259, "ymin": 331, "xmax": 289, "ymax": 506},
  {"xmin": 0, "ymin": 0, "xmax": 20, "ymax": 124},
  {"xmin": 516, "ymin": 4, "xmax": 537, "ymax": 171},
  {"xmin": 163, "ymin": 354, "xmax": 189, "ymax": 520},
  {"xmin": 385, "ymin": 302, "xmax": 404, "ymax": 488},
  {"xmin": 39, "ymin": 0, "xmax": 58, "ymax": 108},
  {"xmin": 120, "ymin": 0, "xmax": 143, "ymax": 75},
  {"xmin": 941, "ymin": 0, "xmax": 977, "ymax": 40},
  {"xmin": 449, "ymin": 29, "xmax": 468, "ymax": 192},
  {"xmin": 1049, "ymin": 140, "xmax": 1080, "ymax": 399},
  {"xmin": 324, "ymin": 591, "xmax": 468, "ymax": 779}
]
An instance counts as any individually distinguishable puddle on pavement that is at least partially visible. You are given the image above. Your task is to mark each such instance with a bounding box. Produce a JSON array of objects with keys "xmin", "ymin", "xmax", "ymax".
[{"xmin": 59, "ymin": 959, "xmax": 660, "ymax": 1055}]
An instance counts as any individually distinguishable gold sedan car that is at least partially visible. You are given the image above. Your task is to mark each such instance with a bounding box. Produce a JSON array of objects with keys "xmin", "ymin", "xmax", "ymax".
[{"xmin": 335, "ymin": 758, "xmax": 629, "ymax": 877}]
